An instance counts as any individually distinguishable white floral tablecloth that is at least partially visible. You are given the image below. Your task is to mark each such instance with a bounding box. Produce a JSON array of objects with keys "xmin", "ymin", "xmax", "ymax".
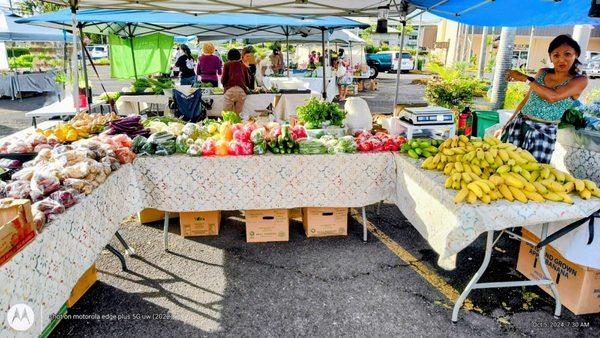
[
  {"xmin": 0, "ymin": 152, "xmax": 396, "ymax": 337},
  {"xmin": 1, "ymin": 151, "xmax": 599, "ymax": 336},
  {"xmin": 391, "ymin": 153, "xmax": 600, "ymax": 270}
]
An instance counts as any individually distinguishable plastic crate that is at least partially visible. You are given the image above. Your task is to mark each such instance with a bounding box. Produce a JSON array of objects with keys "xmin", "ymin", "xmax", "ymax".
[{"xmin": 474, "ymin": 110, "xmax": 499, "ymax": 138}]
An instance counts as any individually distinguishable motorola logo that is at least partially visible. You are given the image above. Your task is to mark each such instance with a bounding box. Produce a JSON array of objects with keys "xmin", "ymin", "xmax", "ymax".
[{"xmin": 6, "ymin": 303, "xmax": 34, "ymax": 331}]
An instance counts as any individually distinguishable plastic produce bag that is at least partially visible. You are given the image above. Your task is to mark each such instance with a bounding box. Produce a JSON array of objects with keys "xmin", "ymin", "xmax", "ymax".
[
  {"xmin": 131, "ymin": 135, "xmax": 148, "ymax": 153},
  {"xmin": 253, "ymin": 141, "xmax": 267, "ymax": 155},
  {"xmin": 115, "ymin": 147, "xmax": 136, "ymax": 163},
  {"xmin": 250, "ymin": 127, "xmax": 266, "ymax": 144},
  {"xmin": 0, "ymin": 158, "xmax": 21, "ymax": 169},
  {"xmin": 63, "ymin": 178, "xmax": 94, "ymax": 195},
  {"xmin": 187, "ymin": 144, "xmax": 202, "ymax": 156},
  {"xmin": 176, "ymin": 135, "xmax": 190, "ymax": 153},
  {"xmin": 201, "ymin": 138, "xmax": 216, "ymax": 156},
  {"xmin": 32, "ymin": 197, "xmax": 65, "ymax": 223},
  {"xmin": 30, "ymin": 170, "xmax": 61, "ymax": 201},
  {"xmin": 49, "ymin": 190, "xmax": 77, "ymax": 208},
  {"xmin": 182, "ymin": 123, "xmax": 199, "ymax": 139},
  {"xmin": 5, "ymin": 180, "xmax": 31, "ymax": 199},
  {"xmin": 155, "ymin": 139, "xmax": 176, "ymax": 156},
  {"xmin": 11, "ymin": 167, "xmax": 35, "ymax": 181}
]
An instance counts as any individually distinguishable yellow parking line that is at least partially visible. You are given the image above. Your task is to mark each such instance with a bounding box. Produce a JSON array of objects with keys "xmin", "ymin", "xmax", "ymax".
[{"xmin": 353, "ymin": 209, "xmax": 477, "ymax": 312}]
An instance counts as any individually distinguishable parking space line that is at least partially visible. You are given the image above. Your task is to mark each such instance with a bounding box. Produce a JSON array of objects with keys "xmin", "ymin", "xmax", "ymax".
[{"xmin": 352, "ymin": 209, "xmax": 476, "ymax": 312}]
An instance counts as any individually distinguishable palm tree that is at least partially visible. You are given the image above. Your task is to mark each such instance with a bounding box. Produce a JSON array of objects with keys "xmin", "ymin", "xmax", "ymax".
[{"xmin": 490, "ymin": 27, "xmax": 516, "ymax": 110}]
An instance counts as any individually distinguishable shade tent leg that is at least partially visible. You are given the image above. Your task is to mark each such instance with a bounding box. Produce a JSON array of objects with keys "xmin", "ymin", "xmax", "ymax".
[
  {"xmin": 393, "ymin": 5, "xmax": 408, "ymax": 113},
  {"xmin": 127, "ymin": 24, "xmax": 138, "ymax": 80},
  {"xmin": 539, "ymin": 223, "xmax": 562, "ymax": 317},
  {"xmin": 361, "ymin": 206, "xmax": 368, "ymax": 242},
  {"xmin": 78, "ymin": 25, "xmax": 91, "ymax": 105},
  {"xmin": 163, "ymin": 212, "xmax": 170, "ymax": 251},
  {"xmin": 70, "ymin": 6, "xmax": 80, "ymax": 113},
  {"xmin": 285, "ymin": 29, "xmax": 290, "ymax": 77},
  {"xmin": 321, "ymin": 28, "xmax": 327, "ymax": 99},
  {"xmin": 115, "ymin": 231, "xmax": 136, "ymax": 256},
  {"xmin": 105, "ymin": 244, "xmax": 128, "ymax": 272}
]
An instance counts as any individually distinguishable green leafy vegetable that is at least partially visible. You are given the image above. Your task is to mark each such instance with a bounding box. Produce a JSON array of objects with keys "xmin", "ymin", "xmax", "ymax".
[
  {"xmin": 297, "ymin": 97, "xmax": 346, "ymax": 129},
  {"xmin": 222, "ymin": 111, "xmax": 242, "ymax": 124}
]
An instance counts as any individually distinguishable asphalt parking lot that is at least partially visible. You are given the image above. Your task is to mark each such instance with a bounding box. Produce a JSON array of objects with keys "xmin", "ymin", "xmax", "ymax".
[{"xmin": 50, "ymin": 205, "xmax": 599, "ymax": 337}]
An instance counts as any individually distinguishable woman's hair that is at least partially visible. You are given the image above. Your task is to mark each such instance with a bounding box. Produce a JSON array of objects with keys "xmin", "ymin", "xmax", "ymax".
[
  {"xmin": 202, "ymin": 42, "xmax": 215, "ymax": 55},
  {"xmin": 180, "ymin": 44, "xmax": 192, "ymax": 58},
  {"xmin": 548, "ymin": 35, "xmax": 582, "ymax": 75},
  {"xmin": 227, "ymin": 48, "xmax": 242, "ymax": 61}
]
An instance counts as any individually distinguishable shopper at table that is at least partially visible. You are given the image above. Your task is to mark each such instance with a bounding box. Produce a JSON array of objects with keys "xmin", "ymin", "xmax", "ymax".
[
  {"xmin": 195, "ymin": 42, "xmax": 222, "ymax": 88},
  {"xmin": 243, "ymin": 46, "xmax": 257, "ymax": 90},
  {"xmin": 335, "ymin": 51, "xmax": 352, "ymax": 102},
  {"xmin": 221, "ymin": 48, "xmax": 251, "ymax": 114},
  {"xmin": 497, "ymin": 35, "xmax": 588, "ymax": 163},
  {"xmin": 269, "ymin": 48, "xmax": 284, "ymax": 75},
  {"xmin": 172, "ymin": 46, "xmax": 182, "ymax": 77},
  {"xmin": 308, "ymin": 50, "xmax": 318, "ymax": 69},
  {"xmin": 175, "ymin": 44, "xmax": 197, "ymax": 86}
]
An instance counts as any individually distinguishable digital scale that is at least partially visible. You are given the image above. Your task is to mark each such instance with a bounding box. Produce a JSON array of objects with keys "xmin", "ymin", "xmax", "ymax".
[{"xmin": 399, "ymin": 106, "xmax": 454, "ymax": 125}]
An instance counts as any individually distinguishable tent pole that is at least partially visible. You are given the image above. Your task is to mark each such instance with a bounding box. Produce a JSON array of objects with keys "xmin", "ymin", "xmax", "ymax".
[
  {"xmin": 127, "ymin": 24, "xmax": 138, "ymax": 79},
  {"xmin": 70, "ymin": 5, "xmax": 80, "ymax": 113},
  {"xmin": 525, "ymin": 26, "xmax": 535, "ymax": 71},
  {"xmin": 78, "ymin": 25, "xmax": 91, "ymax": 104},
  {"xmin": 393, "ymin": 16, "xmax": 407, "ymax": 113},
  {"xmin": 285, "ymin": 28, "xmax": 290, "ymax": 77},
  {"xmin": 321, "ymin": 28, "xmax": 326, "ymax": 100},
  {"xmin": 414, "ymin": 12, "xmax": 423, "ymax": 70},
  {"xmin": 63, "ymin": 30, "xmax": 68, "ymax": 76}
]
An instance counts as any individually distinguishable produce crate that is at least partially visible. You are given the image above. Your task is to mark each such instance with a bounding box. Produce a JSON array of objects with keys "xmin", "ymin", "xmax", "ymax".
[
  {"xmin": 245, "ymin": 209, "xmax": 289, "ymax": 243},
  {"xmin": 179, "ymin": 211, "xmax": 221, "ymax": 237},
  {"xmin": 138, "ymin": 208, "xmax": 178, "ymax": 224},
  {"xmin": 517, "ymin": 229, "xmax": 600, "ymax": 315},
  {"xmin": 67, "ymin": 264, "xmax": 97, "ymax": 308},
  {"xmin": 0, "ymin": 199, "xmax": 35, "ymax": 267},
  {"xmin": 302, "ymin": 207, "xmax": 348, "ymax": 237},
  {"xmin": 473, "ymin": 110, "xmax": 499, "ymax": 138}
]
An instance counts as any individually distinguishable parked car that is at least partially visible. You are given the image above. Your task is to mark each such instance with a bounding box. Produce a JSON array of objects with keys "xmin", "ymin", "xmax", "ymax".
[
  {"xmin": 583, "ymin": 55, "xmax": 600, "ymax": 79},
  {"xmin": 85, "ymin": 45, "xmax": 108, "ymax": 60},
  {"xmin": 365, "ymin": 51, "xmax": 414, "ymax": 79}
]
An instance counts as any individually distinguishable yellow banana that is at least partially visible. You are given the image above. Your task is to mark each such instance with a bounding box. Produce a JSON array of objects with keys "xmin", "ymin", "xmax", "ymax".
[
  {"xmin": 454, "ymin": 188, "xmax": 469, "ymax": 203},
  {"xmin": 533, "ymin": 182, "xmax": 548, "ymax": 194},
  {"xmin": 590, "ymin": 188, "xmax": 600, "ymax": 198},
  {"xmin": 454, "ymin": 162, "xmax": 464, "ymax": 173},
  {"xmin": 463, "ymin": 164, "xmax": 473, "ymax": 174},
  {"xmin": 522, "ymin": 163, "xmax": 540, "ymax": 171},
  {"xmin": 494, "ymin": 155, "xmax": 504, "ymax": 168},
  {"xmin": 442, "ymin": 148, "xmax": 454, "ymax": 156},
  {"xmin": 563, "ymin": 182, "xmax": 575, "ymax": 193},
  {"xmin": 489, "ymin": 148, "xmax": 498, "ymax": 158},
  {"xmin": 445, "ymin": 177, "xmax": 453, "ymax": 189},
  {"xmin": 437, "ymin": 163, "xmax": 445, "ymax": 171},
  {"xmin": 508, "ymin": 186, "xmax": 528, "ymax": 203},
  {"xmin": 523, "ymin": 182, "xmax": 537, "ymax": 192},
  {"xmin": 471, "ymin": 164, "xmax": 482, "ymax": 176},
  {"xmin": 580, "ymin": 189, "xmax": 592, "ymax": 200},
  {"xmin": 470, "ymin": 158, "xmax": 480, "ymax": 167},
  {"xmin": 461, "ymin": 173, "xmax": 473, "ymax": 184},
  {"xmin": 564, "ymin": 173, "xmax": 575, "ymax": 183},
  {"xmin": 444, "ymin": 163, "xmax": 454, "ymax": 175},
  {"xmin": 508, "ymin": 151, "xmax": 527, "ymax": 165},
  {"xmin": 498, "ymin": 184, "xmax": 514, "ymax": 202},
  {"xmin": 484, "ymin": 152, "xmax": 495, "ymax": 165},
  {"xmin": 543, "ymin": 192, "xmax": 563, "ymax": 202},
  {"xmin": 481, "ymin": 194, "xmax": 491, "ymax": 204},
  {"xmin": 489, "ymin": 175, "xmax": 504, "ymax": 186},
  {"xmin": 474, "ymin": 180, "xmax": 491, "ymax": 194},
  {"xmin": 461, "ymin": 180, "xmax": 468, "ymax": 190},
  {"xmin": 584, "ymin": 180, "xmax": 598, "ymax": 191},
  {"xmin": 459, "ymin": 135, "xmax": 469, "ymax": 143},
  {"xmin": 453, "ymin": 148, "xmax": 466, "ymax": 155},
  {"xmin": 574, "ymin": 179, "xmax": 585, "ymax": 192},
  {"xmin": 501, "ymin": 174, "xmax": 524, "ymax": 189},
  {"xmin": 452, "ymin": 172, "xmax": 462, "ymax": 183},
  {"xmin": 524, "ymin": 190, "xmax": 545, "ymax": 202},
  {"xmin": 530, "ymin": 170, "xmax": 540, "ymax": 182},
  {"xmin": 518, "ymin": 150, "xmax": 537, "ymax": 163},
  {"xmin": 540, "ymin": 167, "xmax": 550, "ymax": 179},
  {"xmin": 520, "ymin": 170, "xmax": 532, "ymax": 182},
  {"xmin": 498, "ymin": 149, "xmax": 510, "ymax": 163},
  {"xmin": 557, "ymin": 192, "xmax": 573, "ymax": 204},
  {"xmin": 476, "ymin": 149, "xmax": 484, "ymax": 160},
  {"xmin": 467, "ymin": 182, "xmax": 484, "ymax": 198},
  {"xmin": 496, "ymin": 165, "xmax": 511, "ymax": 174},
  {"xmin": 552, "ymin": 169, "xmax": 566, "ymax": 183},
  {"xmin": 466, "ymin": 191, "xmax": 478, "ymax": 204}
]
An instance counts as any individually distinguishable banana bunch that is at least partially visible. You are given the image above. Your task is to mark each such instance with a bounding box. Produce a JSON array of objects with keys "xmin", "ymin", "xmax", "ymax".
[{"xmin": 420, "ymin": 135, "xmax": 600, "ymax": 204}]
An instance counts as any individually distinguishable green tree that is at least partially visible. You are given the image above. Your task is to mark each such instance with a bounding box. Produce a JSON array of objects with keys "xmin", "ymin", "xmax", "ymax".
[{"xmin": 17, "ymin": 0, "xmax": 63, "ymax": 15}]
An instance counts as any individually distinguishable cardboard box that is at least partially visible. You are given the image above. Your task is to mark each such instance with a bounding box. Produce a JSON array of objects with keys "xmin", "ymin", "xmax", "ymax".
[
  {"xmin": 302, "ymin": 207, "xmax": 348, "ymax": 237},
  {"xmin": 179, "ymin": 211, "xmax": 221, "ymax": 237},
  {"xmin": 67, "ymin": 264, "xmax": 97, "ymax": 308},
  {"xmin": 517, "ymin": 229, "xmax": 600, "ymax": 315},
  {"xmin": 0, "ymin": 199, "xmax": 35, "ymax": 267},
  {"xmin": 138, "ymin": 208, "xmax": 178, "ymax": 224},
  {"xmin": 289, "ymin": 208, "xmax": 302, "ymax": 220},
  {"xmin": 245, "ymin": 209, "xmax": 289, "ymax": 243}
]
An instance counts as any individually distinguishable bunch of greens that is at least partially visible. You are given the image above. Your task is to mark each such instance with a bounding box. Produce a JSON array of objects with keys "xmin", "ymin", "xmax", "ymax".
[
  {"xmin": 297, "ymin": 97, "xmax": 346, "ymax": 129},
  {"xmin": 559, "ymin": 106, "xmax": 587, "ymax": 130}
]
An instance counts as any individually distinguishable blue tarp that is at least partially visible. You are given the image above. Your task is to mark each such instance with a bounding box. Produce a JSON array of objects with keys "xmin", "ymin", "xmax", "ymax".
[
  {"xmin": 409, "ymin": 0, "xmax": 599, "ymax": 27},
  {"xmin": 1, "ymin": 11, "xmax": 72, "ymax": 42},
  {"xmin": 16, "ymin": 9, "xmax": 368, "ymax": 38}
]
